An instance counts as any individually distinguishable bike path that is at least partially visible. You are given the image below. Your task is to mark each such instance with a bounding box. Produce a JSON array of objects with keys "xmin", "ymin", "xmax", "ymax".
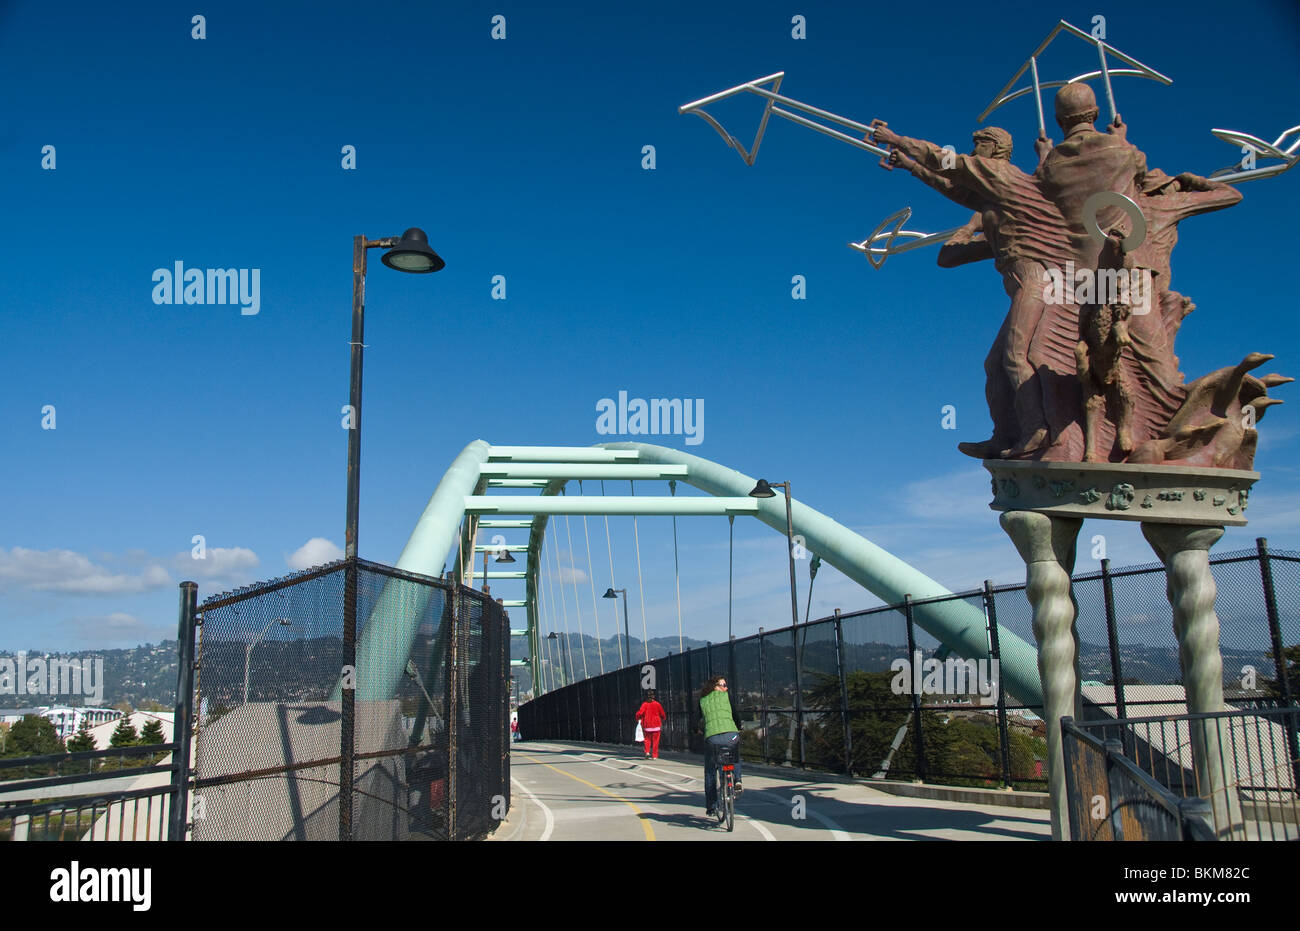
[{"xmin": 490, "ymin": 740, "xmax": 1050, "ymax": 841}]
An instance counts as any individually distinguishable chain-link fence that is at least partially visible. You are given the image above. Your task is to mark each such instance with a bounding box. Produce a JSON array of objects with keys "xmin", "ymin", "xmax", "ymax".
[
  {"xmin": 188, "ymin": 558, "xmax": 508, "ymax": 840},
  {"xmin": 519, "ymin": 540, "xmax": 1300, "ymax": 791}
]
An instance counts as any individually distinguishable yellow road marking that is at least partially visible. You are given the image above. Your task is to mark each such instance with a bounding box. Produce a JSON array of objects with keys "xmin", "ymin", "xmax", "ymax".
[{"xmin": 522, "ymin": 753, "xmax": 656, "ymax": 841}]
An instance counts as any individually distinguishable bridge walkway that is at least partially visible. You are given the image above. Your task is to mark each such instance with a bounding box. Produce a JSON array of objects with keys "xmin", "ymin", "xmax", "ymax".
[{"xmin": 491, "ymin": 741, "xmax": 1051, "ymax": 841}]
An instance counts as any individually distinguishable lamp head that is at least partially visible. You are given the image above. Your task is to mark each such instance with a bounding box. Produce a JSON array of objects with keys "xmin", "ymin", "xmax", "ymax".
[
  {"xmin": 603, "ymin": 588, "xmax": 617, "ymax": 599},
  {"xmin": 748, "ymin": 479, "xmax": 777, "ymax": 498},
  {"xmin": 381, "ymin": 228, "xmax": 445, "ymax": 273}
]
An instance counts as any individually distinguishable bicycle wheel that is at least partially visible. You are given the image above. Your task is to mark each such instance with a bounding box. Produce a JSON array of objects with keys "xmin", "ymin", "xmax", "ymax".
[{"xmin": 724, "ymin": 772, "xmax": 734, "ymax": 832}]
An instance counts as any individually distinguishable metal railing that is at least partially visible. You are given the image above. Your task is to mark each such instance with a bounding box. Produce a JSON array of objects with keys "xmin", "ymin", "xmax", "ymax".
[
  {"xmin": 0, "ymin": 744, "xmax": 182, "ymax": 841},
  {"xmin": 1066, "ymin": 707, "xmax": 1300, "ymax": 841},
  {"xmin": 520, "ymin": 539, "xmax": 1300, "ymax": 791}
]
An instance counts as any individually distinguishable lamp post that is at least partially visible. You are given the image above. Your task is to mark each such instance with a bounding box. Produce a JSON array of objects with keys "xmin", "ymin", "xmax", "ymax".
[
  {"xmin": 748, "ymin": 479, "xmax": 800, "ymax": 629},
  {"xmin": 603, "ymin": 587, "xmax": 630, "ymax": 667},
  {"xmin": 750, "ymin": 478, "xmax": 806, "ymax": 768},
  {"xmin": 341, "ymin": 227, "xmax": 444, "ymax": 842},
  {"xmin": 547, "ymin": 631, "xmax": 572, "ymax": 686},
  {"xmin": 243, "ymin": 617, "xmax": 290, "ymax": 705}
]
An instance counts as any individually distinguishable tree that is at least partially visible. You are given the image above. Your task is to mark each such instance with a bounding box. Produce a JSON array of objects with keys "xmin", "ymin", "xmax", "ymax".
[
  {"xmin": 3, "ymin": 714, "xmax": 64, "ymax": 757},
  {"xmin": 139, "ymin": 718, "xmax": 166, "ymax": 745},
  {"xmin": 139, "ymin": 699, "xmax": 169, "ymax": 713},
  {"xmin": 66, "ymin": 717, "xmax": 97, "ymax": 753},
  {"xmin": 109, "ymin": 713, "xmax": 139, "ymax": 748}
]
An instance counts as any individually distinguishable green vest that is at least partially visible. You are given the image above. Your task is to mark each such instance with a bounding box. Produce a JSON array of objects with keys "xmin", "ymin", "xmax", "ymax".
[{"xmin": 700, "ymin": 690, "xmax": 738, "ymax": 738}]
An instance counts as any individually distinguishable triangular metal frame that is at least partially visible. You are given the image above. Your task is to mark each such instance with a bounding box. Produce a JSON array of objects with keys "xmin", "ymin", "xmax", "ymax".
[
  {"xmin": 978, "ymin": 19, "xmax": 1172, "ymax": 135},
  {"xmin": 679, "ymin": 72, "xmax": 890, "ymax": 166},
  {"xmin": 1208, "ymin": 125, "xmax": 1300, "ymax": 183}
]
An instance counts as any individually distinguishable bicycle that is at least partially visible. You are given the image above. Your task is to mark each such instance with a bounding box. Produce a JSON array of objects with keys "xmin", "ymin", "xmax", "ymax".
[{"xmin": 712, "ymin": 740, "xmax": 739, "ymax": 832}]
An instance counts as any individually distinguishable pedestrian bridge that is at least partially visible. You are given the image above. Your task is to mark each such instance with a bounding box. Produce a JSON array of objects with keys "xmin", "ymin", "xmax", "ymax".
[{"xmin": 356, "ymin": 440, "xmax": 1046, "ymax": 711}]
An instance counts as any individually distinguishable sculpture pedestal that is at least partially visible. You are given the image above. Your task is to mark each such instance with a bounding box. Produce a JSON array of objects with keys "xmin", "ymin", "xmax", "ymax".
[{"xmin": 989, "ymin": 460, "xmax": 1253, "ymax": 840}]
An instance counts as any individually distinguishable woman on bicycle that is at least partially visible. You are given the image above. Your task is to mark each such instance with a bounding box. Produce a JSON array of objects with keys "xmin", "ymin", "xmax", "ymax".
[{"xmin": 698, "ymin": 675, "xmax": 743, "ymax": 816}]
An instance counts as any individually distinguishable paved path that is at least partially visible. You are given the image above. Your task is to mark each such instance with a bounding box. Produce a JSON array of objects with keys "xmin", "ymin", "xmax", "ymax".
[{"xmin": 490, "ymin": 741, "xmax": 1051, "ymax": 841}]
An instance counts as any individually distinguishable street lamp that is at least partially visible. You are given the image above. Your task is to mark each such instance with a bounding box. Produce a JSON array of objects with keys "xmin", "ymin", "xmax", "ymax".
[
  {"xmin": 243, "ymin": 617, "xmax": 290, "ymax": 704},
  {"xmin": 748, "ymin": 479, "xmax": 800, "ymax": 629},
  {"xmin": 342, "ymin": 227, "xmax": 443, "ymax": 843},
  {"xmin": 603, "ymin": 587, "xmax": 630, "ymax": 667},
  {"xmin": 482, "ymin": 547, "xmax": 515, "ymax": 595},
  {"xmin": 547, "ymin": 631, "xmax": 572, "ymax": 686},
  {"xmin": 751, "ymin": 477, "xmax": 809, "ymax": 768}
]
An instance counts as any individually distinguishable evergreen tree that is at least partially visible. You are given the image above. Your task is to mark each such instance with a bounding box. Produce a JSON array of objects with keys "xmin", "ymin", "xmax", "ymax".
[
  {"xmin": 66, "ymin": 717, "xmax": 97, "ymax": 753},
  {"xmin": 109, "ymin": 713, "xmax": 139, "ymax": 747},
  {"xmin": 139, "ymin": 718, "xmax": 166, "ymax": 745},
  {"xmin": 2, "ymin": 714, "xmax": 64, "ymax": 757}
]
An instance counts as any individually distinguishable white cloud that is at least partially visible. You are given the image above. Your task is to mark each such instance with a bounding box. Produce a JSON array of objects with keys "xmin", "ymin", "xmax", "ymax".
[
  {"xmin": 286, "ymin": 538, "xmax": 344, "ymax": 570},
  {"xmin": 0, "ymin": 548, "xmax": 172, "ymax": 595},
  {"xmin": 171, "ymin": 546, "xmax": 260, "ymax": 583},
  {"xmin": 555, "ymin": 565, "xmax": 588, "ymax": 584}
]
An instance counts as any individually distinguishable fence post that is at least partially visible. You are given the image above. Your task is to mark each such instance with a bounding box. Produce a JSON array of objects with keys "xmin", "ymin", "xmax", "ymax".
[
  {"xmin": 984, "ymin": 581, "xmax": 1012, "ymax": 788},
  {"xmin": 759, "ymin": 630, "xmax": 770, "ymax": 765},
  {"xmin": 1257, "ymin": 537, "xmax": 1300, "ymax": 788},
  {"xmin": 447, "ymin": 584, "xmax": 461, "ymax": 840},
  {"xmin": 834, "ymin": 615, "xmax": 853, "ymax": 775},
  {"xmin": 903, "ymin": 595, "xmax": 927, "ymax": 782},
  {"xmin": 1100, "ymin": 558, "xmax": 1128, "ymax": 723},
  {"xmin": 169, "ymin": 581, "xmax": 198, "ymax": 842},
  {"xmin": 339, "ymin": 558, "xmax": 357, "ymax": 842}
]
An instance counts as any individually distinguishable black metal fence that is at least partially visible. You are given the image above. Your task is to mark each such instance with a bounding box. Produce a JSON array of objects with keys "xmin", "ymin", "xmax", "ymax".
[
  {"xmin": 519, "ymin": 540, "xmax": 1300, "ymax": 790},
  {"xmin": 187, "ymin": 558, "xmax": 509, "ymax": 840}
]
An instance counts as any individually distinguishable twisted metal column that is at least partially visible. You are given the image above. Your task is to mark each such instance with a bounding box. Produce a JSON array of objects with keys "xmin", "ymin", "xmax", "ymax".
[
  {"xmin": 1142, "ymin": 523, "xmax": 1240, "ymax": 836},
  {"xmin": 1001, "ymin": 511, "xmax": 1082, "ymax": 840}
]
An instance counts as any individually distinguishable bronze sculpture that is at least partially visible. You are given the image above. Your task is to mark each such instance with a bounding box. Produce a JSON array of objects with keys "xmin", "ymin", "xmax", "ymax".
[{"xmin": 872, "ymin": 83, "xmax": 1288, "ymax": 469}]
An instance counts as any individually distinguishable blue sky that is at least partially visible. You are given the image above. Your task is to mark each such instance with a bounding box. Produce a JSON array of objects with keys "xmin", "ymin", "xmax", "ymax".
[{"xmin": 1, "ymin": 0, "xmax": 1297, "ymax": 653}]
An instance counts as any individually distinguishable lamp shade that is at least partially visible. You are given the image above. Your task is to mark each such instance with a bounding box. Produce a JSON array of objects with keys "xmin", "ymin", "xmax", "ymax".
[
  {"xmin": 603, "ymin": 588, "xmax": 617, "ymax": 599},
  {"xmin": 381, "ymin": 228, "xmax": 445, "ymax": 273},
  {"xmin": 748, "ymin": 479, "xmax": 777, "ymax": 498}
]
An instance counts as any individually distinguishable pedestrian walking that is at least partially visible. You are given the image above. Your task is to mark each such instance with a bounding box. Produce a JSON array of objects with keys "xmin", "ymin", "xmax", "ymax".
[{"xmin": 635, "ymin": 690, "xmax": 666, "ymax": 759}]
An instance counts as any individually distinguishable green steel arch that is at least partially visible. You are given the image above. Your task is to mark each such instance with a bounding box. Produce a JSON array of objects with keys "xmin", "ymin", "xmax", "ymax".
[{"xmin": 348, "ymin": 440, "xmax": 1044, "ymax": 712}]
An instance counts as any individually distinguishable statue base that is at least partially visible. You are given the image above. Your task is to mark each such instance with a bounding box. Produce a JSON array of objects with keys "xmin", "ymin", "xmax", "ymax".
[
  {"xmin": 983, "ymin": 460, "xmax": 1257, "ymax": 526},
  {"xmin": 988, "ymin": 459, "xmax": 1253, "ymax": 838}
]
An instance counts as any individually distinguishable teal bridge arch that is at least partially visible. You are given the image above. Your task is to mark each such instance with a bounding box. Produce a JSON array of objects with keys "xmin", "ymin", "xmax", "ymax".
[{"xmin": 348, "ymin": 441, "xmax": 1045, "ymax": 711}]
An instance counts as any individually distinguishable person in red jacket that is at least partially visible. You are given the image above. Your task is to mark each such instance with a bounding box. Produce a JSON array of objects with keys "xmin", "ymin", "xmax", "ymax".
[{"xmin": 635, "ymin": 690, "xmax": 666, "ymax": 759}]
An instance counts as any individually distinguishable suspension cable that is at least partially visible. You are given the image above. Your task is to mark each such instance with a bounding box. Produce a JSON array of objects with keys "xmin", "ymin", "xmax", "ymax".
[
  {"xmin": 600, "ymin": 480, "xmax": 622, "ymax": 667},
  {"xmin": 537, "ymin": 537, "xmax": 554, "ymax": 693},
  {"xmin": 728, "ymin": 515, "xmax": 735, "ymax": 642},
  {"xmin": 579, "ymin": 481, "xmax": 606, "ymax": 675},
  {"xmin": 629, "ymin": 480, "xmax": 649, "ymax": 664},
  {"xmin": 669, "ymin": 479, "xmax": 684, "ymax": 655},
  {"xmin": 563, "ymin": 510, "xmax": 591, "ymax": 680},
  {"xmin": 546, "ymin": 519, "xmax": 574, "ymax": 687}
]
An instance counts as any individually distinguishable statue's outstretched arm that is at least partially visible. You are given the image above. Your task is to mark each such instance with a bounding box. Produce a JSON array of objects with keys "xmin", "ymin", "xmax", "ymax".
[{"xmin": 937, "ymin": 213, "xmax": 994, "ymax": 268}]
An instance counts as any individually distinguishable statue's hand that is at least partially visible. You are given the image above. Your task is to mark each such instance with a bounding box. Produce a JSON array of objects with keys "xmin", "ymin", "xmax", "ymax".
[
  {"xmin": 869, "ymin": 119, "xmax": 897, "ymax": 147},
  {"xmin": 1035, "ymin": 135, "xmax": 1053, "ymax": 159}
]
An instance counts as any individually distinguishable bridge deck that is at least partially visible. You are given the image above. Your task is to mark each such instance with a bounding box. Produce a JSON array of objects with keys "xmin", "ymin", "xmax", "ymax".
[{"xmin": 491, "ymin": 741, "xmax": 1051, "ymax": 841}]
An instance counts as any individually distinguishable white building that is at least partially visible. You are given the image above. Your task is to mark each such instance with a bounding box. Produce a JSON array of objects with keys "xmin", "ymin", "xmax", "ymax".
[{"xmin": 0, "ymin": 706, "xmax": 122, "ymax": 741}]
